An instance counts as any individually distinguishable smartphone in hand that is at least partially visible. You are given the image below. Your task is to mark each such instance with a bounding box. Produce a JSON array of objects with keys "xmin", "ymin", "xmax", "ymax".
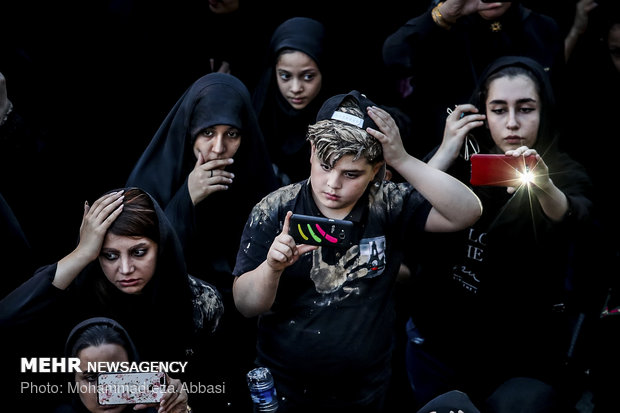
[
  {"xmin": 289, "ymin": 214, "xmax": 354, "ymax": 248},
  {"xmin": 470, "ymin": 154, "xmax": 537, "ymax": 187},
  {"xmin": 97, "ymin": 371, "xmax": 166, "ymax": 405}
]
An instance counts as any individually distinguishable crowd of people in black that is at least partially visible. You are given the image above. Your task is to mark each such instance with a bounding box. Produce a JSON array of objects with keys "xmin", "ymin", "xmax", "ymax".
[{"xmin": 1, "ymin": 0, "xmax": 618, "ymax": 412}]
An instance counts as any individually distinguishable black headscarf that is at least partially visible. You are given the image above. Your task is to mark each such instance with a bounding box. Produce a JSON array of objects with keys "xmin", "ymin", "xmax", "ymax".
[
  {"xmin": 253, "ymin": 17, "xmax": 327, "ymax": 116},
  {"xmin": 252, "ymin": 17, "xmax": 330, "ymax": 185},
  {"xmin": 469, "ymin": 55, "xmax": 559, "ymax": 156},
  {"xmin": 126, "ymin": 72, "xmax": 278, "ymax": 208}
]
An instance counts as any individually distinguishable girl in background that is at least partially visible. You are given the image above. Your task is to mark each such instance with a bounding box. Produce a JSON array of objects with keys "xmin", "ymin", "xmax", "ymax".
[
  {"xmin": 252, "ymin": 17, "xmax": 332, "ymax": 185},
  {"xmin": 404, "ymin": 56, "xmax": 594, "ymax": 412}
]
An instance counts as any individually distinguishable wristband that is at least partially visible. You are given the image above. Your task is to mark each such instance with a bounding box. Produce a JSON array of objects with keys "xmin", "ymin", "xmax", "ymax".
[{"xmin": 431, "ymin": 2, "xmax": 452, "ymax": 30}]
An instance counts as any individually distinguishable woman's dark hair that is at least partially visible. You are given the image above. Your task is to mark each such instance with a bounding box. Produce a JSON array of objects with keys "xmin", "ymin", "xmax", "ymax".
[
  {"xmin": 108, "ymin": 188, "xmax": 159, "ymax": 244},
  {"xmin": 70, "ymin": 324, "xmax": 130, "ymax": 359}
]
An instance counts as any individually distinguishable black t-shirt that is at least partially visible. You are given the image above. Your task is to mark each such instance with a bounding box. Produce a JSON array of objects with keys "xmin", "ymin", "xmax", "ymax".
[
  {"xmin": 408, "ymin": 162, "xmax": 594, "ymax": 386},
  {"xmin": 233, "ymin": 179, "xmax": 431, "ymax": 406}
]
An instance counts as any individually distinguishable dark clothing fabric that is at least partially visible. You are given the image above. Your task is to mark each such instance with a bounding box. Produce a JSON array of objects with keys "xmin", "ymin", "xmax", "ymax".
[
  {"xmin": 0, "ymin": 105, "xmax": 58, "ymax": 283},
  {"xmin": 416, "ymin": 389, "xmax": 481, "ymax": 413},
  {"xmin": 160, "ymin": 1, "xmax": 280, "ymax": 95},
  {"xmin": 0, "ymin": 192, "xmax": 35, "ymax": 299},
  {"xmin": 485, "ymin": 377, "xmax": 559, "ymax": 413},
  {"xmin": 252, "ymin": 17, "xmax": 331, "ymax": 185},
  {"xmin": 562, "ymin": 15, "xmax": 620, "ymax": 412},
  {"xmin": 382, "ymin": 3, "xmax": 565, "ymax": 158},
  {"xmin": 233, "ymin": 179, "xmax": 432, "ymax": 410}
]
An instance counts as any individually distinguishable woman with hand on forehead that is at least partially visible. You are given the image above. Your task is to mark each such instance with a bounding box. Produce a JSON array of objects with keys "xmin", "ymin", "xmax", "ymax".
[{"xmin": 1, "ymin": 188, "xmax": 223, "ymax": 411}]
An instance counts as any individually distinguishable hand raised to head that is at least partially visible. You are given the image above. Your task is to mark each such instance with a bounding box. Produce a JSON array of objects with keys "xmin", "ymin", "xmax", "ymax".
[
  {"xmin": 366, "ymin": 106, "xmax": 406, "ymax": 168},
  {"xmin": 76, "ymin": 190, "xmax": 125, "ymax": 262}
]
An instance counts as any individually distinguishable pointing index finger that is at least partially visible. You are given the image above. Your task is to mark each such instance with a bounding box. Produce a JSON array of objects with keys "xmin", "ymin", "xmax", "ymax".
[{"xmin": 282, "ymin": 211, "xmax": 293, "ymax": 236}]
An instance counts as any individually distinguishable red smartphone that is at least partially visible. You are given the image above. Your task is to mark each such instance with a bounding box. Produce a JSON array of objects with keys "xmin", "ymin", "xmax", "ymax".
[
  {"xmin": 97, "ymin": 371, "xmax": 166, "ymax": 405},
  {"xmin": 289, "ymin": 214, "xmax": 354, "ymax": 248},
  {"xmin": 470, "ymin": 154, "xmax": 537, "ymax": 187}
]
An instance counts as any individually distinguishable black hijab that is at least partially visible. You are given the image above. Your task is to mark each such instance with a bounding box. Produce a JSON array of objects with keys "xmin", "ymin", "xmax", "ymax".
[
  {"xmin": 126, "ymin": 72, "xmax": 278, "ymax": 208},
  {"xmin": 252, "ymin": 17, "xmax": 327, "ymax": 116},
  {"xmin": 252, "ymin": 17, "xmax": 329, "ymax": 185},
  {"xmin": 469, "ymin": 55, "xmax": 559, "ymax": 156}
]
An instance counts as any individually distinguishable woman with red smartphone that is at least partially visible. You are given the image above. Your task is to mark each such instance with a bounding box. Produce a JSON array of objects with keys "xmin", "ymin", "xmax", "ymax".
[{"xmin": 403, "ymin": 56, "xmax": 596, "ymax": 412}]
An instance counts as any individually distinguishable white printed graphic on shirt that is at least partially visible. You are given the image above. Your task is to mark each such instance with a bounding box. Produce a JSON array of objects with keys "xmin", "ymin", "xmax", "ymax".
[
  {"xmin": 451, "ymin": 227, "xmax": 486, "ymax": 294},
  {"xmin": 309, "ymin": 236, "xmax": 386, "ymax": 303}
]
